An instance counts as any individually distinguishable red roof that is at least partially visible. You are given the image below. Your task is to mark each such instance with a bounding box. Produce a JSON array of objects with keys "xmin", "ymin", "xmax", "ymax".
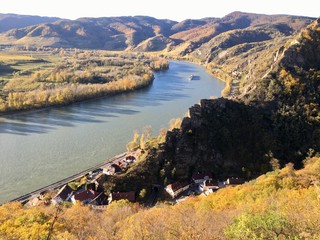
[
  {"xmin": 167, "ymin": 182, "xmax": 189, "ymax": 192},
  {"xmin": 111, "ymin": 191, "xmax": 135, "ymax": 202},
  {"xmin": 74, "ymin": 190, "xmax": 100, "ymax": 202}
]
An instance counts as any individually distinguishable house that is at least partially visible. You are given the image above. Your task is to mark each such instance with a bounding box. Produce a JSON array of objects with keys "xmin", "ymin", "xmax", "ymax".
[
  {"xmin": 224, "ymin": 177, "xmax": 244, "ymax": 186},
  {"xmin": 192, "ymin": 173, "xmax": 213, "ymax": 184},
  {"xmin": 125, "ymin": 155, "xmax": 136, "ymax": 163},
  {"xmin": 27, "ymin": 196, "xmax": 44, "ymax": 207},
  {"xmin": 114, "ymin": 160, "xmax": 128, "ymax": 170},
  {"xmin": 71, "ymin": 189, "xmax": 101, "ymax": 204},
  {"xmin": 86, "ymin": 173, "xmax": 108, "ymax": 192},
  {"xmin": 90, "ymin": 192, "xmax": 108, "ymax": 206},
  {"xmin": 86, "ymin": 168, "xmax": 103, "ymax": 180},
  {"xmin": 202, "ymin": 179, "xmax": 219, "ymax": 193},
  {"xmin": 165, "ymin": 182, "xmax": 190, "ymax": 199},
  {"xmin": 51, "ymin": 184, "xmax": 74, "ymax": 205},
  {"xmin": 103, "ymin": 163, "xmax": 122, "ymax": 175},
  {"xmin": 108, "ymin": 191, "xmax": 136, "ymax": 204},
  {"xmin": 94, "ymin": 173, "xmax": 108, "ymax": 192}
]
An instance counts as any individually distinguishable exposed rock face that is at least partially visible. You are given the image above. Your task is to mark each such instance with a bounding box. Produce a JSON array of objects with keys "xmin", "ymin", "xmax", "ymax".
[
  {"xmin": 161, "ymin": 98, "xmax": 274, "ymax": 180},
  {"xmin": 161, "ymin": 19, "xmax": 320, "ymax": 182}
]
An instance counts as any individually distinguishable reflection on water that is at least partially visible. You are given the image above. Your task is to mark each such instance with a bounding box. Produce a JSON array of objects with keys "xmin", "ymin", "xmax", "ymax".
[{"xmin": 0, "ymin": 61, "xmax": 224, "ymax": 203}]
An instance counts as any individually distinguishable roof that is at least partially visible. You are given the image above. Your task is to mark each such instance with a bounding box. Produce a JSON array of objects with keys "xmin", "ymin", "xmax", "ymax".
[
  {"xmin": 74, "ymin": 190, "xmax": 100, "ymax": 202},
  {"xmin": 205, "ymin": 180, "xmax": 219, "ymax": 187},
  {"xmin": 192, "ymin": 173, "xmax": 213, "ymax": 180},
  {"xmin": 111, "ymin": 191, "xmax": 136, "ymax": 202},
  {"xmin": 55, "ymin": 184, "xmax": 74, "ymax": 201},
  {"xmin": 227, "ymin": 178, "xmax": 244, "ymax": 185},
  {"xmin": 111, "ymin": 163, "xmax": 123, "ymax": 173},
  {"xmin": 167, "ymin": 182, "xmax": 189, "ymax": 192}
]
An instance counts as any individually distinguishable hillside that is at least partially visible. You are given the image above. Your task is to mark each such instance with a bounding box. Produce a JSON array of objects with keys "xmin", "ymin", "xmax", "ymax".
[
  {"xmin": 102, "ymin": 18, "xmax": 320, "ymax": 199},
  {"xmin": 0, "ymin": 156, "xmax": 319, "ymax": 239},
  {"xmin": 0, "ymin": 12, "xmax": 314, "ymax": 52},
  {"xmin": 0, "ymin": 16, "xmax": 178, "ymax": 50},
  {"xmin": 1, "ymin": 12, "xmax": 320, "ymax": 239},
  {"xmin": 0, "ymin": 13, "xmax": 60, "ymax": 33},
  {"xmin": 169, "ymin": 12, "xmax": 314, "ymax": 56}
]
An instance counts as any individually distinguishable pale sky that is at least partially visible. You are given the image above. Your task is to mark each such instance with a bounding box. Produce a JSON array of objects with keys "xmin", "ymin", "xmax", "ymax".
[{"xmin": 1, "ymin": 0, "xmax": 319, "ymax": 21}]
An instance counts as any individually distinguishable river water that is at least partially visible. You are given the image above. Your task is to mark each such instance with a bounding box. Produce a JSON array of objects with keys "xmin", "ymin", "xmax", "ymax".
[{"xmin": 0, "ymin": 60, "xmax": 224, "ymax": 203}]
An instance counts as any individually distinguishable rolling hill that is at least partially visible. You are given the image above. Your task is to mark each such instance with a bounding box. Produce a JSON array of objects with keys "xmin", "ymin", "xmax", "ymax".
[
  {"xmin": 0, "ymin": 13, "xmax": 60, "ymax": 33},
  {"xmin": 0, "ymin": 12, "xmax": 315, "ymax": 52}
]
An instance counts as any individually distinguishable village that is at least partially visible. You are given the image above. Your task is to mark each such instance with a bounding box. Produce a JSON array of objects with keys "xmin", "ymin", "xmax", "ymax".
[{"xmin": 24, "ymin": 150, "xmax": 244, "ymax": 208}]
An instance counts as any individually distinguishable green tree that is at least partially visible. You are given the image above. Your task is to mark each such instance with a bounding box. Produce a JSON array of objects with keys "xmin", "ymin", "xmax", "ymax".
[{"xmin": 225, "ymin": 211, "xmax": 298, "ymax": 240}]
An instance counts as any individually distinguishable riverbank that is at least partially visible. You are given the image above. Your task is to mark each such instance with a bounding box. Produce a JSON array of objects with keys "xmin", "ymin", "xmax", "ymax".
[
  {"xmin": 0, "ymin": 60, "xmax": 224, "ymax": 204},
  {"xmin": 0, "ymin": 74, "xmax": 155, "ymax": 116},
  {"xmin": 8, "ymin": 152, "xmax": 127, "ymax": 205},
  {"xmin": 0, "ymin": 49, "xmax": 169, "ymax": 114},
  {"xmin": 166, "ymin": 55, "xmax": 231, "ymax": 97}
]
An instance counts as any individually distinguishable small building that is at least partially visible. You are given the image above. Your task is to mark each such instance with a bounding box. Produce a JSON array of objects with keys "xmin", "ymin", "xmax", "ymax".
[
  {"xmin": 71, "ymin": 189, "xmax": 101, "ymax": 204},
  {"xmin": 165, "ymin": 182, "xmax": 190, "ymax": 199},
  {"xmin": 90, "ymin": 192, "xmax": 108, "ymax": 206},
  {"xmin": 103, "ymin": 163, "xmax": 122, "ymax": 175},
  {"xmin": 125, "ymin": 155, "xmax": 136, "ymax": 163},
  {"xmin": 27, "ymin": 196, "xmax": 45, "ymax": 207},
  {"xmin": 224, "ymin": 177, "xmax": 244, "ymax": 186},
  {"xmin": 108, "ymin": 191, "xmax": 136, "ymax": 204},
  {"xmin": 51, "ymin": 184, "xmax": 74, "ymax": 205},
  {"xmin": 202, "ymin": 179, "xmax": 219, "ymax": 193},
  {"xmin": 192, "ymin": 173, "xmax": 213, "ymax": 184}
]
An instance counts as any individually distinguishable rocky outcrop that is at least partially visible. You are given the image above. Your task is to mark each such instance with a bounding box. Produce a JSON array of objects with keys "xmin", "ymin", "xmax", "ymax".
[{"xmin": 160, "ymin": 98, "xmax": 274, "ymax": 181}]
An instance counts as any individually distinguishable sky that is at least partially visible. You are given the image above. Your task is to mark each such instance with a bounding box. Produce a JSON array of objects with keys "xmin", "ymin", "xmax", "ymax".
[{"xmin": 1, "ymin": 0, "xmax": 319, "ymax": 21}]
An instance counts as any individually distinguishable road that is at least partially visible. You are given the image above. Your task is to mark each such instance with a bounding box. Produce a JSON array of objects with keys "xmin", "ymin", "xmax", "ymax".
[
  {"xmin": 10, "ymin": 153, "xmax": 126, "ymax": 204},
  {"xmin": 144, "ymin": 186, "xmax": 159, "ymax": 207}
]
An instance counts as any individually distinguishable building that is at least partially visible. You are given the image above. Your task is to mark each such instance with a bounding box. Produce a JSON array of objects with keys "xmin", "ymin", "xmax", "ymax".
[
  {"xmin": 108, "ymin": 191, "xmax": 136, "ymax": 204},
  {"xmin": 71, "ymin": 189, "xmax": 101, "ymax": 204},
  {"xmin": 202, "ymin": 179, "xmax": 219, "ymax": 193},
  {"xmin": 224, "ymin": 177, "xmax": 244, "ymax": 186},
  {"xmin": 103, "ymin": 163, "xmax": 122, "ymax": 175},
  {"xmin": 51, "ymin": 184, "xmax": 74, "ymax": 205},
  {"xmin": 192, "ymin": 173, "xmax": 213, "ymax": 184},
  {"xmin": 125, "ymin": 155, "xmax": 136, "ymax": 163},
  {"xmin": 165, "ymin": 182, "xmax": 190, "ymax": 199}
]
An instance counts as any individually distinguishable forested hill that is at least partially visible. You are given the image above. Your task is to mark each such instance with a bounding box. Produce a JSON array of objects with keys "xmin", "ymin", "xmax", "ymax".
[
  {"xmin": 104, "ymin": 18, "xmax": 320, "ymax": 195},
  {"xmin": 0, "ymin": 12, "xmax": 314, "ymax": 51},
  {"xmin": 0, "ymin": 13, "xmax": 60, "ymax": 33}
]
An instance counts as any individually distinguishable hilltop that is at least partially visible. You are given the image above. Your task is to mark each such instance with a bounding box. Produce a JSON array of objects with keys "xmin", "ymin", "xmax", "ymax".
[
  {"xmin": 0, "ymin": 13, "xmax": 60, "ymax": 33},
  {"xmin": 0, "ymin": 12, "xmax": 314, "ymax": 52}
]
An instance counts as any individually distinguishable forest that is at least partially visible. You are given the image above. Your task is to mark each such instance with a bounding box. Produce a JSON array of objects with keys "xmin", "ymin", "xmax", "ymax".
[{"xmin": 0, "ymin": 48, "xmax": 168, "ymax": 112}]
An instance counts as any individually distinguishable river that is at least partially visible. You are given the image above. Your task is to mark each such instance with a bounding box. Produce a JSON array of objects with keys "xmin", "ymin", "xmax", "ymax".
[{"xmin": 0, "ymin": 60, "xmax": 224, "ymax": 203}]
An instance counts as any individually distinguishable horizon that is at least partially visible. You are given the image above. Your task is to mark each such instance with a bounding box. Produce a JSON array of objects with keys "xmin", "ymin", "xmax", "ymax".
[{"xmin": 1, "ymin": 0, "xmax": 319, "ymax": 21}]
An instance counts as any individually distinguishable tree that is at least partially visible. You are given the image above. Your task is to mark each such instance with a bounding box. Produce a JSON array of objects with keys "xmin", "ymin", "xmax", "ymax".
[
  {"xmin": 126, "ymin": 131, "xmax": 140, "ymax": 151},
  {"xmin": 225, "ymin": 211, "xmax": 298, "ymax": 240}
]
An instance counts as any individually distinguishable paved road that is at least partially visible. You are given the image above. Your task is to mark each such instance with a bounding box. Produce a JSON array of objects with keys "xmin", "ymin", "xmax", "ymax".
[
  {"xmin": 144, "ymin": 186, "xmax": 159, "ymax": 207},
  {"xmin": 10, "ymin": 153, "xmax": 126, "ymax": 203}
]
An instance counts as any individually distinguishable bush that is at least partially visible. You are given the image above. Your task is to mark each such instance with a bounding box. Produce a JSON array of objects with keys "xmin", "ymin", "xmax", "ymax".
[{"xmin": 225, "ymin": 211, "xmax": 298, "ymax": 240}]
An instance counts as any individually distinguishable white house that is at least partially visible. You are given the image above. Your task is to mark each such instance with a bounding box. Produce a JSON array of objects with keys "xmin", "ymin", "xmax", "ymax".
[{"xmin": 165, "ymin": 182, "xmax": 190, "ymax": 199}]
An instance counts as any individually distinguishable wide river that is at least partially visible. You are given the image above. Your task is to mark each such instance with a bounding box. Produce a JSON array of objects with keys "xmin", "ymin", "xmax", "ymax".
[{"xmin": 0, "ymin": 60, "xmax": 224, "ymax": 203}]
